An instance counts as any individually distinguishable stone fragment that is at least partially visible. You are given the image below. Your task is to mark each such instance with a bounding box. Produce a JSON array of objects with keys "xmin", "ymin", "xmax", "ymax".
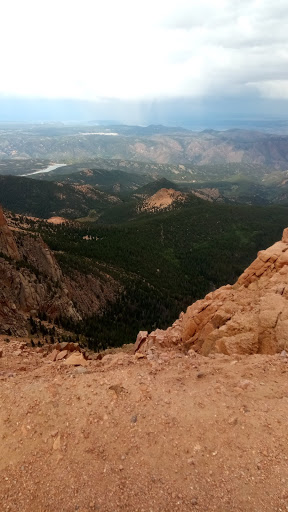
[
  {"xmin": 228, "ymin": 416, "xmax": 238, "ymax": 426},
  {"xmin": 134, "ymin": 352, "xmax": 146, "ymax": 360},
  {"xmin": 63, "ymin": 352, "xmax": 87, "ymax": 366},
  {"xmin": 237, "ymin": 379, "xmax": 254, "ymax": 390},
  {"xmin": 56, "ymin": 350, "xmax": 68, "ymax": 361},
  {"xmin": 282, "ymin": 228, "xmax": 288, "ymax": 243},
  {"xmin": 46, "ymin": 349, "xmax": 59, "ymax": 362},
  {"xmin": 75, "ymin": 366, "xmax": 88, "ymax": 374},
  {"xmin": 109, "ymin": 384, "xmax": 127, "ymax": 396},
  {"xmin": 53, "ymin": 435, "xmax": 61, "ymax": 451},
  {"xmin": 134, "ymin": 331, "xmax": 148, "ymax": 352}
]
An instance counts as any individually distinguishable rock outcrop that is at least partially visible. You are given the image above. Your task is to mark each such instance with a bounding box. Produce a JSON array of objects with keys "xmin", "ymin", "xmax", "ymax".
[
  {"xmin": 0, "ymin": 208, "xmax": 80, "ymax": 336},
  {"xmin": 0, "ymin": 207, "xmax": 118, "ymax": 335},
  {"xmin": 141, "ymin": 188, "xmax": 186, "ymax": 211},
  {"xmin": 0, "ymin": 205, "xmax": 20, "ymax": 260},
  {"xmin": 0, "ymin": 249, "xmax": 79, "ymax": 336},
  {"xmin": 136, "ymin": 228, "xmax": 288, "ymax": 356}
]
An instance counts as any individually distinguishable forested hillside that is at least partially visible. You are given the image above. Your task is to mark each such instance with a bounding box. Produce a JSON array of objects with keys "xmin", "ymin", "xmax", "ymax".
[
  {"xmin": 37, "ymin": 200, "xmax": 288, "ymax": 348},
  {"xmin": 0, "ymin": 175, "xmax": 120, "ymax": 219}
]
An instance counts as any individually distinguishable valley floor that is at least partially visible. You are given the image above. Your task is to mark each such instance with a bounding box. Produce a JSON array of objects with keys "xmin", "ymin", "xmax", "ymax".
[{"xmin": 1, "ymin": 337, "xmax": 288, "ymax": 512}]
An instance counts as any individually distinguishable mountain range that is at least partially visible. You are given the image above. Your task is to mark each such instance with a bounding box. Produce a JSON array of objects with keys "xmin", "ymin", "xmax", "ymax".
[
  {"xmin": 2, "ymin": 123, "xmax": 288, "ymax": 348},
  {"xmin": 1, "ymin": 124, "xmax": 288, "ymax": 168}
]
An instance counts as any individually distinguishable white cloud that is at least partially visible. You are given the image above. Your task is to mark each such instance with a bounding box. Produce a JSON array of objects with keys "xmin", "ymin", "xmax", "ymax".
[
  {"xmin": 0, "ymin": 0, "xmax": 287, "ymax": 101},
  {"xmin": 248, "ymin": 80, "xmax": 288, "ymax": 99}
]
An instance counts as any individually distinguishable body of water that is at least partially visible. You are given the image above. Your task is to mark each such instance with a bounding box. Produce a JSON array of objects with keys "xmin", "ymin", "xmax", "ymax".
[{"xmin": 21, "ymin": 163, "xmax": 67, "ymax": 176}]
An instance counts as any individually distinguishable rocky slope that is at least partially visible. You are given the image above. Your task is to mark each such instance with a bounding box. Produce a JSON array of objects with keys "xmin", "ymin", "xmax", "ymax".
[
  {"xmin": 0, "ymin": 207, "xmax": 118, "ymax": 335},
  {"xmin": 0, "ymin": 206, "xmax": 20, "ymax": 260},
  {"xmin": 0, "ymin": 206, "xmax": 78, "ymax": 335},
  {"xmin": 136, "ymin": 228, "xmax": 288, "ymax": 356},
  {"xmin": 141, "ymin": 188, "xmax": 186, "ymax": 211}
]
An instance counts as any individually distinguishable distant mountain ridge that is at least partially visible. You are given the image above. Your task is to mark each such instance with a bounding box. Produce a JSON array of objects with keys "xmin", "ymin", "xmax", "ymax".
[
  {"xmin": 51, "ymin": 168, "xmax": 155, "ymax": 193},
  {"xmin": 1, "ymin": 125, "xmax": 288, "ymax": 168}
]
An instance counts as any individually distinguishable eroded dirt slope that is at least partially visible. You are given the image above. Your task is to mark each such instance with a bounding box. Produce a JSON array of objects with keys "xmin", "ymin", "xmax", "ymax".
[{"xmin": 1, "ymin": 337, "xmax": 288, "ymax": 512}]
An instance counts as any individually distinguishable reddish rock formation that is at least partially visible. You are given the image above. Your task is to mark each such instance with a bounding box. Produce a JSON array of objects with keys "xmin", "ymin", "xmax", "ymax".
[
  {"xmin": 141, "ymin": 188, "xmax": 186, "ymax": 211},
  {"xmin": 0, "ymin": 205, "xmax": 20, "ymax": 260},
  {"xmin": 136, "ymin": 228, "xmax": 288, "ymax": 356},
  {"xmin": 0, "ymin": 209, "xmax": 79, "ymax": 335},
  {"xmin": 0, "ymin": 208, "xmax": 119, "ymax": 336}
]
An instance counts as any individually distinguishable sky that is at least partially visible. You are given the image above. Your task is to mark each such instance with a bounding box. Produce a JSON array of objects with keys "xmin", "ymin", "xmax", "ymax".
[{"xmin": 1, "ymin": 0, "xmax": 288, "ymax": 126}]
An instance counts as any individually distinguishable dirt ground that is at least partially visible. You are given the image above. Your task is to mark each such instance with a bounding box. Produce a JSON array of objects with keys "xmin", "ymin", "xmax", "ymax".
[{"xmin": 1, "ymin": 337, "xmax": 288, "ymax": 512}]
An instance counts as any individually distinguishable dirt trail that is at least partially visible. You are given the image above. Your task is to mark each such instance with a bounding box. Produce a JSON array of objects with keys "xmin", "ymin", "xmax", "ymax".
[{"xmin": 1, "ymin": 337, "xmax": 288, "ymax": 511}]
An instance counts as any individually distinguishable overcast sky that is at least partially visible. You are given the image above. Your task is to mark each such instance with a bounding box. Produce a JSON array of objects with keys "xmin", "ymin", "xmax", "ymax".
[{"xmin": 1, "ymin": 0, "xmax": 288, "ymax": 124}]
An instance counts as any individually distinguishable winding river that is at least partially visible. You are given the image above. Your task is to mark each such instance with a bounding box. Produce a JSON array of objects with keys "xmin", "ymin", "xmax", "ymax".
[{"xmin": 22, "ymin": 163, "xmax": 67, "ymax": 177}]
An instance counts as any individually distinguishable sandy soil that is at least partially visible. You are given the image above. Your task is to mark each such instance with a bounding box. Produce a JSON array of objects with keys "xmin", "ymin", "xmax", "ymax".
[{"xmin": 1, "ymin": 337, "xmax": 288, "ymax": 512}]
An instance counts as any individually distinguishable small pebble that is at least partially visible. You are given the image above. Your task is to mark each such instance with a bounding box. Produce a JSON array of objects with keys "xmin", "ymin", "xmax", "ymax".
[{"xmin": 75, "ymin": 367, "xmax": 88, "ymax": 374}]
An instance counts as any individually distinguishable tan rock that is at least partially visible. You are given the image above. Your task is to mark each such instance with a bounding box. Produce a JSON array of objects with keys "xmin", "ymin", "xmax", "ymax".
[
  {"xmin": 134, "ymin": 352, "xmax": 146, "ymax": 359},
  {"xmin": 63, "ymin": 352, "xmax": 87, "ymax": 366},
  {"xmin": 134, "ymin": 331, "xmax": 148, "ymax": 352},
  {"xmin": 53, "ymin": 435, "xmax": 61, "ymax": 451},
  {"xmin": 0, "ymin": 206, "xmax": 20, "ymax": 261},
  {"xmin": 215, "ymin": 332, "xmax": 259, "ymax": 356},
  {"xmin": 282, "ymin": 228, "xmax": 288, "ymax": 243},
  {"xmin": 56, "ymin": 350, "xmax": 68, "ymax": 361},
  {"xmin": 46, "ymin": 349, "xmax": 59, "ymax": 362}
]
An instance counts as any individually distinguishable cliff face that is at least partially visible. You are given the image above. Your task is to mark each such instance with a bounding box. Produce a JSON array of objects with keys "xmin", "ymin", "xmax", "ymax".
[
  {"xmin": 136, "ymin": 228, "xmax": 288, "ymax": 356},
  {"xmin": 0, "ymin": 208, "xmax": 118, "ymax": 335},
  {"xmin": 0, "ymin": 206, "xmax": 20, "ymax": 261},
  {"xmin": 0, "ymin": 211, "xmax": 79, "ymax": 335}
]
